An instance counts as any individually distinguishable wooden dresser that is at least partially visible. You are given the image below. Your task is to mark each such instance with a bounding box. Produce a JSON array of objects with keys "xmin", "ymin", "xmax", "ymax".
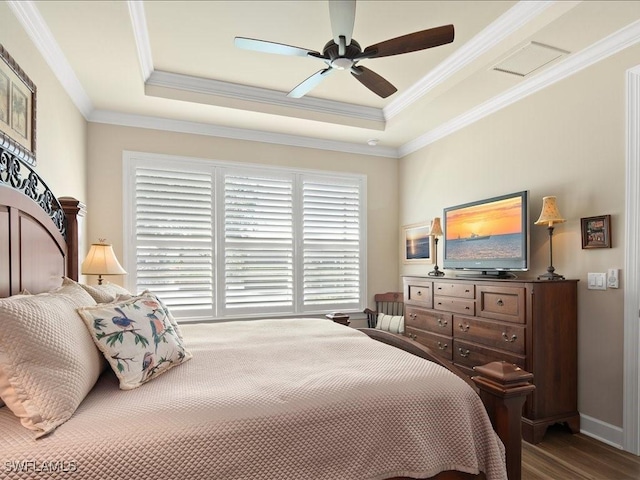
[{"xmin": 402, "ymin": 275, "xmax": 579, "ymax": 444}]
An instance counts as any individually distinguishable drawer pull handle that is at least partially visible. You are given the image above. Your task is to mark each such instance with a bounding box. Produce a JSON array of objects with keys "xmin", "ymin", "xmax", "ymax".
[
  {"xmin": 410, "ymin": 313, "xmax": 417, "ymax": 319},
  {"xmin": 437, "ymin": 318, "xmax": 448, "ymax": 328},
  {"xmin": 465, "ymin": 306, "xmax": 470, "ymax": 310},
  {"xmin": 458, "ymin": 348, "xmax": 470, "ymax": 358},
  {"xmin": 458, "ymin": 323, "xmax": 470, "ymax": 332},
  {"xmin": 502, "ymin": 332, "xmax": 517, "ymax": 343},
  {"xmin": 437, "ymin": 342, "xmax": 448, "ymax": 351},
  {"xmin": 496, "ymin": 299, "xmax": 504, "ymax": 306},
  {"xmin": 417, "ymin": 291, "xmax": 422, "ymax": 296}
]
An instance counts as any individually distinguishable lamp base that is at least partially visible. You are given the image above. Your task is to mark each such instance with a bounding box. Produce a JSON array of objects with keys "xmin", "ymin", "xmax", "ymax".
[
  {"xmin": 428, "ymin": 267, "xmax": 445, "ymax": 277},
  {"xmin": 537, "ymin": 271, "xmax": 565, "ymax": 281}
]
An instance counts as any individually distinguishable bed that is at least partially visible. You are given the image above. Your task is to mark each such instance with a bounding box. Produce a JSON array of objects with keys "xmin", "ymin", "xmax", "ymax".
[{"xmin": 0, "ymin": 146, "xmax": 533, "ymax": 480}]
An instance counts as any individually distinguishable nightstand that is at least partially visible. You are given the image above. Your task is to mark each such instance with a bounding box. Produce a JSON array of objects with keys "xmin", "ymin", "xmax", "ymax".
[{"xmin": 325, "ymin": 313, "xmax": 350, "ymax": 326}]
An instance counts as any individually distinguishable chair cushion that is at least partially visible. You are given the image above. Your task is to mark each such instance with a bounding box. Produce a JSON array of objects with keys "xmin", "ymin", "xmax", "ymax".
[{"xmin": 376, "ymin": 313, "xmax": 405, "ymax": 334}]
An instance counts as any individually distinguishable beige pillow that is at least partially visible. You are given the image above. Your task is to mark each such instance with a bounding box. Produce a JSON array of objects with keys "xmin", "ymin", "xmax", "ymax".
[
  {"xmin": 0, "ymin": 281, "xmax": 102, "ymax": 437},
  {"xmin": 77, "ymin": 291, "xmax": 192, "ymax": 390},
  {"xmin": 0, "ymin": 291, "xmax": 30, "ymax": 409},
  {"xmin": 376, "ymin": 313, "xmax": 405, "ymax": 334},
  {"xmin": 77, "ymin": 279, "xmax": 132, "ymax": 304}
]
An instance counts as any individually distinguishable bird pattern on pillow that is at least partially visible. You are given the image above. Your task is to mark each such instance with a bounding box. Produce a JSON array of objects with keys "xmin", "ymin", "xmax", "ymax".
[{"xmin": 78, "ymin": 292, "xmax": 192, "ymax": 390}]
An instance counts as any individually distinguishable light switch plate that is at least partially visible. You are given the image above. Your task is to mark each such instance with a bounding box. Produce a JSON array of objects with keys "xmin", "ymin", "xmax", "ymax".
[
  {"xmin": 587, "ymin": 272, "xmax": 607, "ymax": 290},
  {"xmin": 607, "ymin": 268, "xmax": 619, "ymax": 288}
]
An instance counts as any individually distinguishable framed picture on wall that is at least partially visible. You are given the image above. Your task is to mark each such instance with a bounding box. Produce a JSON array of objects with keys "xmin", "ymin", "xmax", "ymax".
[
  {"xmin": 402, "ymin": 222, "xmax": 433, "ymax": 264},
  {"xmin": 0, "ymin": 44, "xmax": 37, "ymax": 166},
  {"xmin": 581, "ymin": 215, "xmax": 611, "ymax": 249}
]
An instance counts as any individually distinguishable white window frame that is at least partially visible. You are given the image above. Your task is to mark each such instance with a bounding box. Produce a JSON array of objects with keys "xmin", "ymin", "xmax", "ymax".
[{"xmin": 123, "ymin": 151, "xmax": 367, "ymax": 322}]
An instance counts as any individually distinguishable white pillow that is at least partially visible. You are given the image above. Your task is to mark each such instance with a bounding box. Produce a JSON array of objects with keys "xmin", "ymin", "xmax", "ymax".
[
  {"xmin": 76, "ymin": 278, "xmax": 132, "ymax": 304},
  {"xmin": 376, "ymin": 312, "xmax": 405, "ymax": 334},
  {"xmin": 77, "ymin": 291, "xmax": 192, "ymax": 390},
  {"xmin": 0, "ymin": 281, "xmax": 102, "ymax": 437}
]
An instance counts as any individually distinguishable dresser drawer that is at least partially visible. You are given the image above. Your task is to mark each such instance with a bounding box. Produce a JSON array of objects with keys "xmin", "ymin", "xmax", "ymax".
[
  {"xmin": 453, "ymin": 339, "xmax": 525, "ymax": 371},
  {"xmin": 405, "ymin": 307, "xmax": 452, "ymax": 335},
  {"xmin": 405, "ymin": 282, "xmax": 433, "ymax": 308},
  {"xmin": 433, "ymin": 282, "xmax": 475, "ymax": 299},
  {"xmin": 434, "ymin": 296, "xmax": 475, "ymax": 316},
  {"xmin": 477, "ymin": 285, "xmax": 525, "ymax": 323},
  {"xmin": 454, "ymin": 315, "xmax": 525, "ymax": 355},
  {"xmin": 406, "ymin": 328, "xmax": 452, "ymax": 361}
]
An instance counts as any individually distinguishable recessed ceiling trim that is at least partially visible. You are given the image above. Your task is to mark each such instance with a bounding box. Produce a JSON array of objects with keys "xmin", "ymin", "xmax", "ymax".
[
  {"xmin": 7, "ymin": 0, "xmax": 93, "ymax": 118},
  {"xmin": 127, "ymin": 0, "xmax": 153, "ymax": 82},
  {"xmin": 146, "ymin": 70, "xmax": 386, "ymax": 127},
  {"xmin": 89, "ymin": 109, "xmax": 400, "ymax": 159},
  {"xmin": 384, "ymin": 0, "xmax": 556, "ymax": 120},
  {"xmin": 399, "ymin": 18, "xmax": 640, "ymax": 157}
]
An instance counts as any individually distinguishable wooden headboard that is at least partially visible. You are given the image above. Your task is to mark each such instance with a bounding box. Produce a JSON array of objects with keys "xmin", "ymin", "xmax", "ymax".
[{"xmin": 0, "ymin": 146, "xmax": 82, "ymax": 296}]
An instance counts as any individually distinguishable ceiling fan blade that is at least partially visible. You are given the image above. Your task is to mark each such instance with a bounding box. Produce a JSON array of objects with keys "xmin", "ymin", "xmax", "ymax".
[
  {"xmin": 235, "ymin": 37, "xmax": 321, "ymax": 58},
  {"xmin": 351, "ymin": 66, "xmax": 397, "ymax": 98},
  {"xmin": 329, "ymin": 0, "xmax": 356, "ymax": 47},
  {"xmin": 287, "ymin": 68, "xmax": 334, "ymax": 98},
  {"xmin": 361, "ymin": 24, "xmax": 454, "ymax": 59}
]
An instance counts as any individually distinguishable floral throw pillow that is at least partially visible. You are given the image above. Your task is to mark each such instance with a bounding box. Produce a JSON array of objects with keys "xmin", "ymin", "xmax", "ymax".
[{"xmin": 77, "ymin": 292, "xmax": 192, "ymax": 390}]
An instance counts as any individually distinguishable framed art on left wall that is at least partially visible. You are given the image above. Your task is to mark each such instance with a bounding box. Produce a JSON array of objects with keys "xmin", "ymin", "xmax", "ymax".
[{"xmin": 0, "ymin": 44, "xmax": 36, "ymax": 166}]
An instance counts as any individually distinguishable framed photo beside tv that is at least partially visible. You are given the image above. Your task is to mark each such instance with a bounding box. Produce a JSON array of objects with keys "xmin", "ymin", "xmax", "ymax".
[
  {"xmin": 402, "ymin": 222, "xmax": 432, "ymax": 264},
  {"xmin": 581, "ymin": 215, "xmax": 611, "ymax": 249}
]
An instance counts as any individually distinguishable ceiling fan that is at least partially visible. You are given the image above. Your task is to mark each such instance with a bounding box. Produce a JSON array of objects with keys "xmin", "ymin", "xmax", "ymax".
[{"xmin": 234, "ymin": 0, "xmax": 454, "ymax": 99}]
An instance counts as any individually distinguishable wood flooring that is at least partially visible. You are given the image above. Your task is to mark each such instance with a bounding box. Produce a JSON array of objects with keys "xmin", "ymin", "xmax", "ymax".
[{"xmin": 522, "ymin": 425, "xmax": 640, "ymax": 480}]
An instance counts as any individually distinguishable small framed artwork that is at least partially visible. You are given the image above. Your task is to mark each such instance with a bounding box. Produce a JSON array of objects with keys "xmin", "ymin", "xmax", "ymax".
[
  {"xmin": 402, "ymin": 222, "xmax": 433, "ymax": 264},
  {"xmin": 0, "ymin": 44, "xmax": 37, "ymax": 166},
  {"xmin": 581, "ymin": 215, "xmax": 611, "ymax": 249}
]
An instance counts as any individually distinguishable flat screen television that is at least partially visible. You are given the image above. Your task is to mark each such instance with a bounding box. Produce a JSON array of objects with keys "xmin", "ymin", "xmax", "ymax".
[{"xmin": 442, "ymin": 190, "xmax": 529, "ymax": 278}]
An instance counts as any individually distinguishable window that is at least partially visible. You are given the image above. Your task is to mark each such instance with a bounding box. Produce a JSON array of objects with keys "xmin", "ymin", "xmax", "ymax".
[{"xmin": 123, "ymin": 152, "xmax": 366, "ymax": 321}]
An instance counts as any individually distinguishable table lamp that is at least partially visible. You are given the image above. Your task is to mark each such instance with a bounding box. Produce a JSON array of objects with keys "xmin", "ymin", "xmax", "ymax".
[
  {"xmin": 81, "ymin": 240, "xmax": 126, "ymax": 285},
  {"xmin": 535, "ymin": 196, "xmax": 565, "ymax": 280}
]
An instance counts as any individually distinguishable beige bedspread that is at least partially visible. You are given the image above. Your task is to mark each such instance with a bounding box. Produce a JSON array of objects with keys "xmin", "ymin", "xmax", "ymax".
[{"xmin": 0, "ymin": 319, "xmax": 507, "ymax": 480}]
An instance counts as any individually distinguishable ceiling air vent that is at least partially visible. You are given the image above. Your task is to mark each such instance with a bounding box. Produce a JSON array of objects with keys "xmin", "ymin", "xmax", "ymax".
[{"xmin": 492, "ymin": 41, "xmax": 569, "ymax": 77}]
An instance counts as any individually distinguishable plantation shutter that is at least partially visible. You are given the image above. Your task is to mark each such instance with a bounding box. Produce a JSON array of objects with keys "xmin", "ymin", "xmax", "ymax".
[
  {"xmin": 223, "ymin": 171, "xmax": 294, "ymax": 313},
  {"xmin": 125, "ymin": 152, "xmax": 366, "ymax": 321},
  {"xmin": 134, "ymin": 167, "xmax": 214, "ymax": 317},
  {"xmin": 302, "ymin": 178, "xmax": 361, "ymax": 309}
]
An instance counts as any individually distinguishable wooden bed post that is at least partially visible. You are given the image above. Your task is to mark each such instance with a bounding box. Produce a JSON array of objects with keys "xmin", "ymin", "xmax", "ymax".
[
  {"xmin": 472, "ymin": 362, "xmax": 535, "ymax": 480},
  {"xmin": 59, "ymin": 197, "xmax": 86, "ymax": 281}
]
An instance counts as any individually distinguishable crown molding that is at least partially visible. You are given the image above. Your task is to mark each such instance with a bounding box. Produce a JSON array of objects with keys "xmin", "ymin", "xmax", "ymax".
[
  {"xmin": 127, "ymin": 0, "xmax": 153, "ymax": 82},
  {"xmin": 399, "ymin": 19, "xmax": 640, "ymax": 157},
  {"xmin": 13, "ymin": 1, "xmax": 640, "ymax": 162},
  {"xmin": 89, "ymin": 109, "xmax": 400, "ymax": 158},
  {"xmin": 7, "ymin": 0, "xmax": 93, "ymax": 118},
  {"xmin": 385, "ymin": 1, "xmax": 556, "ymax": 120},
  {"xmin": 146, "ymin": 70, "xmax": 386, "ymax": 127}
]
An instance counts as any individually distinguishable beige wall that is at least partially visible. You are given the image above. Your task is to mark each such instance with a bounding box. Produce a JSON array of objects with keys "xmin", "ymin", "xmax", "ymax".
[
  {"xmin": 1, "ymin": 3, "xmax": 87, "ymax": 200},
  {"xmin": 399, "ymin": 45, "xmax": 640, "ymax": 428},
  {"xmin": 86, "ymin": 123, "xmax": 399, "ymax": 316},
  {"xmin": 1, "ymin": 3, "xmax": 88, "ymax": 253}
]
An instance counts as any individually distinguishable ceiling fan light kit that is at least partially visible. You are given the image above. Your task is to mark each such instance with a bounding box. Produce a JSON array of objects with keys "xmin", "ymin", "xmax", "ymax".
[{"xmin": 234, "ymin": 0, "xmax": 454, "ymax": 99}]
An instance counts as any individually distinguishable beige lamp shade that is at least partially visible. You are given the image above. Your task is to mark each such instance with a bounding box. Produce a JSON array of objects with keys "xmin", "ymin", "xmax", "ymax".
[
  {"xmin": 430, "ymin": 217, "xmax": 443, "ymax": 237},
  {"xmin": 81, "ymin": 243, "xmax": 126, "ymax": 280},
  {"xmin": 535, "ymin": 196, "xmax": 566, "ymax": 227}
]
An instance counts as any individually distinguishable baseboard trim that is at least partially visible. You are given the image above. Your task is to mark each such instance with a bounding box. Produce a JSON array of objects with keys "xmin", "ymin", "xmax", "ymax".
[{"xmin": 580, "ymin": 413, "xmax": 624, "ymax": 450}]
